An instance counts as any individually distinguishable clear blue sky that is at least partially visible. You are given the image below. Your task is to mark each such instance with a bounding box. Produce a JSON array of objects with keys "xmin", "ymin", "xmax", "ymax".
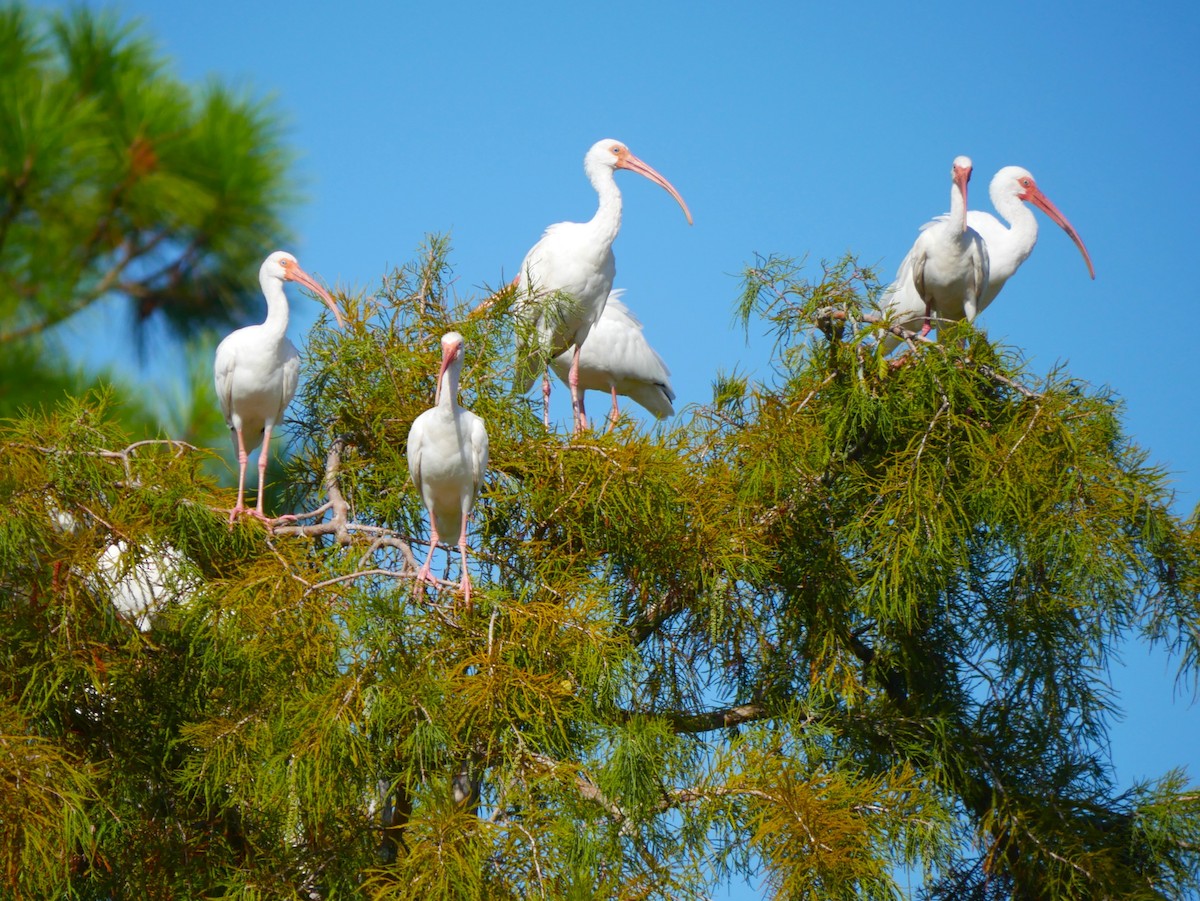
[{"xmin": 55, "ymin": 0, "xmax": 1199, "ymax": 890}]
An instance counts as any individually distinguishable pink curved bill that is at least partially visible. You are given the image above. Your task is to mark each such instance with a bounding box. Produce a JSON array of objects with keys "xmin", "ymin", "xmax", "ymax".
[
  {"xmin": 286, "ymin": 264, "xmax": 345, "ymax": 328},
  {"xmin": 615, "ymin": 149, "xmax": 693, "ymax": 226},
  {"xmin": 1023, "ymin": 183, "xmax": 1096, "ymax": 279}
]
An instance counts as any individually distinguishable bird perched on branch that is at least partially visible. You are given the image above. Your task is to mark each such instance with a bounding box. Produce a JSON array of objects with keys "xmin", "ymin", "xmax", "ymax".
[
  {"xmin": 214, "ymin": 251, "xmax": 343, "ymax": 523},
  {"xmin": 881, "ymin": 163, "xmax": 1094, "ymax": 352},
  {"xmin": 882, "ymin": 156, "xmax": 989, "ymax": 348},
  {"xmin": 513, "ymin": 138, "xmax": 691, "ymax": 431},
  {"xmin": 549, "ymin": 289, "xmax": 675, "ymax": 428},
  {"xmin": 407, "ymin": 332, "xmax": 489, "ymax": 607},
  {"xmin": 96, "ymin": 539, "xmax": 197, "ymax": 631}
]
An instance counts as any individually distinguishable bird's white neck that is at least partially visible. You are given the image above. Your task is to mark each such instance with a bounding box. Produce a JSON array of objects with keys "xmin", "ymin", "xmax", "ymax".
[
  {"xmin": 991, "ymin": 190, "xmax": 1039, "ymax": 266},
  {"xmin": 437, "ymin": 362, "xmax": 461, "ymax": 412},
  {"xmin": 584, "ymin": 162, "xmax": 623, "ymax": 255},
  {"xmin": 948, "ymin": 178, "xmax": 967, "ymax": 232},
  {"xmin": 259, "ymin": 274, "xmax": 291, "ymax": 339}
]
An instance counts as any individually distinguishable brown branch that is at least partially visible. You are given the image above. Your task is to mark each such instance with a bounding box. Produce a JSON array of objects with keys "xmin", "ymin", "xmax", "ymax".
[
  {"xmin": 976, "ymin": 363, "xmax": 1043, "ymax": 399},
  {"xmin": 270, "ymin": 438, "xmax": 420, "ymax": 573},
  {"xmin": 1, "ymin": 239, "xmax": 138, "ymax": 345},
  {"xmin": 24, "ymin": 440, "xmax": 201, "ymax": 491},
  {"xmin": 859, "ymin": 312, "xmax": 936, "ymax": 349},
  {"xmin": 615, "ymin": 701, "xmax": 772, "ymax": 735},
  {"xmin": 914, "ymin": 400, "xmax": 950, "ymax": 468},
  {"xmin": 526, "ymin": 752, "xmax": 629, "ymax": 826},
  {"xmin": 626, "ymin": 587, "xmax": 687, "ymax": 645},
  {"xmin": 855, "ymin": 313, "xmax": 1044, "ymax": 397},
  {"xmin": 272, "ymin": 438, "xmax": 356, "ymax": 538},
  {"xmin": 785, "ymin": 371, "xmax": 839, "ymax": 416},
  {"xmin": 996, "ymin": 402, "xmax": 1045, "ymax": 475}
]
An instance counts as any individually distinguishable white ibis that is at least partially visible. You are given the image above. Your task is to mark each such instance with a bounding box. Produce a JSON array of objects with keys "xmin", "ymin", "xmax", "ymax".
[
  {"xmin": 49, "ymin": 504, "xmax": 196, "ymax": 630},
  {"xmin": 406, "ymin": 332, "xmax": 489, "ymax": 606},
  {"xmin": 513, "ymin": 138, "xmax": 691, "ymax": 431},
  {"xmin": 965, "ymin": 165, "xmax": 1095, "ymax": 314},
  {"xmin": 881, "ymin": 156, "xmax": 989, "ymax": 348},
  {"xmin": 881, "ymin": 164, "xmax": 1095, "ymax": 352},
  {"xmin": 95, "ymin": 540, "xmax": 196, "ymax": 631},
  {"xmin": 549, "ymin": 289, "xmax": 675, "ymax": 428},
  {"xmin": 214, "ymin": 251, "xmax": 343, "ymax": 523}
]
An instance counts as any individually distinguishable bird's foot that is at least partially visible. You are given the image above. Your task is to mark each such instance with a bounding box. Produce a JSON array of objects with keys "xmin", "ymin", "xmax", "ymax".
[
  {"xmin": 247, "ymin": 508, "xmax": 276, "ymax": 525},
  {"xmin": 271, "ymin": 512, "xmax": 299, "ymax": 526},
  {"xmin": 227, "ymin": 505, "xmax": 248, "ymax": 527}
]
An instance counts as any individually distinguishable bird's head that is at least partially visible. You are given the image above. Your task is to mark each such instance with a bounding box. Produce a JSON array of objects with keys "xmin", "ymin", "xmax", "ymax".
[
  {"xmin": 993, "ymin": 168, "xmax": 1095, "ymax": 279},
  {"xmin": 261, "ymin": 250, "xmax": 345, "ymax": 327},
  {"xmin": 586, "ymin": 139, "xmax": 693, "ymax": 226}
]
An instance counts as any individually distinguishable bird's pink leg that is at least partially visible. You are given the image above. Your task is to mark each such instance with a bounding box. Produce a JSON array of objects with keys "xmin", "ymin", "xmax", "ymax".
[
  {"xmin": 415, "ymin": 525, "xmax": 441, "ymax": 587},
  {"xmin": 608, "ymin": 386, "xmax": 620, "ymax": 431},
  {"xmin": 918, "ymin": 302, "xmax": 934, "ymax": 337},
  {"xmin": 542, "ymin": 372, "xmax": 552, "ymax": 427},
  {"xmin": 569, "ymin": 345, "xmax": 587, "ymax": 431},
  {"xmin": 458, "ymin": 510, "xmax": 473, "ymax": 609},
  {"xmin": 229, "ymin": 428, "xmax": 250, "ymax": 525},
  {"xmin": 255, "ymin": 424, "xmax": 298, "ymax": 524},
  {"xmin": 249, "ymin": 425, "xmax": 283, "ymax": 523}
]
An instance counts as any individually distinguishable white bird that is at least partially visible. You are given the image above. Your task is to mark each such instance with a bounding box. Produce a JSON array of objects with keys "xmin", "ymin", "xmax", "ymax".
[
  {"xmin": 214, "ymin": 251, "xmax": 343, "ymax": 523},
  {"xmin": 49, "ymin": 503, "xmax": 196, "ymax": 630},
  {"xmin": 549, "ymin": 289, "xmax": 675, "ymax": 428},
  {"xmin": 881, "ymin": 164, "xmax": 1095, "ymax": 352},
  {"xmin": 407, "ymin": 332, "xmax": 489, "ymax": 607},
  {"xmin": 514, "ymin": 139, "xmax": 691, "ymax": 432},
  {"xmin": 965, "ymin": 165, "xmax": 1095, "ymax": 312},
  {"xmin": 881, "ymin": 156, "xmax": 989, "ymax": 347},
  {"xmin": 95, "ymin": 540, "xmax": 197, "ymax": 631}
]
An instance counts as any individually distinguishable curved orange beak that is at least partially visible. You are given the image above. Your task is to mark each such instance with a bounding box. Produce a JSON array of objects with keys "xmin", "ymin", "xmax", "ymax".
[
  {"xmin": 286, "ymin": 264, "xmax": 345, "ymax": 328},
  {"xmin": 1022, "ymin": 184, "xmax": 1096, "ymax": 279},
  {"xmin": 615, "ymin": 148, "xmax": 693, "ymax": 225}
]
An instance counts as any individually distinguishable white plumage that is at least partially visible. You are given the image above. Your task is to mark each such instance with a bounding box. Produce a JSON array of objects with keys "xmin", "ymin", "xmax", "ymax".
[
  {"xmin": 549, "ymin": 289, "xmax": 675, "ymax": 427},
  {"xmin": 514, "ymin": 139, "xmax": 691, "ymax": 431},
  {"xmin": 214, "ymin": 251, "xmax": 342, "ymax": 523},
  {"xmin": 963, "ymin": 165, "xmax": 1095, "ymax": 313},
  {"xmin": 881, "ymin": 164, "xmax": 1094, "ymax": 352},
  {"xmin": 407, "ymin": 332, "xmax": 489, "ymax": 606},
  {"xmin": 95, "ymin": 540, "xmax": 196, "ymax": 631},
  {"xmin": 881, "ymin": 156, "xmax": 989, "ymax": 349},
  {"xmin": 50, "ymin": 503, "xmax": 196, "ymax": 631}
]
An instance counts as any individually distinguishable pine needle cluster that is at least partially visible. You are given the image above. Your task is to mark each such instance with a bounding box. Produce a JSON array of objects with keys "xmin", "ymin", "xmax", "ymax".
[{"xmin": 0, "ymin": 3, "xmax": 295, "ymax": 351}]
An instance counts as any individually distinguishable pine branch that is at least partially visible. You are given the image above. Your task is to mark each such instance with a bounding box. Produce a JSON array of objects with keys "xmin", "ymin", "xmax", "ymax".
[
  {"xmin": 270, "ymin": 437, "xmax": 419, "ymax": 573},
  {"xmin": 0, "ymin": 239, "xmax": 136, "ymax": 344},
  {"xmin": 616, "ymin": 702, "xmax": 773, "ymax": 735}
]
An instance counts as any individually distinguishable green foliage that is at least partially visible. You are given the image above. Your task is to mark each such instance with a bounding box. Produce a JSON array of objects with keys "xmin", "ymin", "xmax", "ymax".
[
  {"xmin": 0, "ymin": 3, "xmax": 296, "ymax": 346},
  {"xmin": 1, "ymin": 239, "xmax": 1198, "ymax": 901},
  {"xmin": 0, "ymin": 0, "xmax": 300, "ymax": 502}
]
